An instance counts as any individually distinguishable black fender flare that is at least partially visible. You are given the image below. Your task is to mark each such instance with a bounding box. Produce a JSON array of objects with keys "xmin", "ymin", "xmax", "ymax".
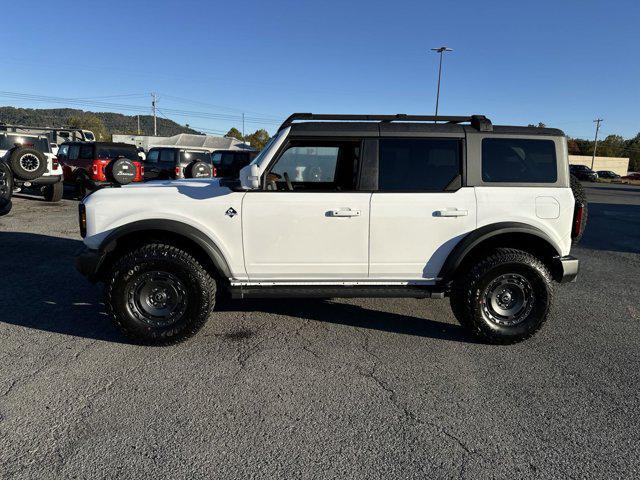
[
  {"xmin": 100, "ymin": 219, "xmax": 232, "ymax": 278},
  {"xmin": 438, "ymin": 222, "xmax": 562, "ymax": 283}
]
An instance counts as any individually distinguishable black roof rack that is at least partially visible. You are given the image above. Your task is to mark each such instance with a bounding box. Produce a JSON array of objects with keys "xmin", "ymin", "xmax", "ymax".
[{"xmin": 278, "ymin": 113, "xmax": 493, "ymax": 132}]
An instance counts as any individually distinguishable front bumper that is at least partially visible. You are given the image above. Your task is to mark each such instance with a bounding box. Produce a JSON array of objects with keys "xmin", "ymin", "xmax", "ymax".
[
  {"xmin": 557, "ymin": 255, "xmax": 579, "ymax": 283},
  {"xmin": 76, "ymin": 248, "xmax": 106, "ymax": 282}
]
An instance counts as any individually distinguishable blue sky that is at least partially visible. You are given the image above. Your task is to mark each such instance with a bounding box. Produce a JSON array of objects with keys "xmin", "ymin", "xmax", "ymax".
[{"xmin": 1, "ymin": 0, "xmax": 638, "ymax": 139}]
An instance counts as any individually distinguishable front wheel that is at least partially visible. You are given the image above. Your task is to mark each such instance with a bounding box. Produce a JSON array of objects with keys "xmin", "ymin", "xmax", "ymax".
[
  {"xmin": 450, "ymin": 248, "xmax": 553, "ymax": 344},
  {"xmin": 105, "ymin": 243, "xmax": 217, "ymax": 344}
]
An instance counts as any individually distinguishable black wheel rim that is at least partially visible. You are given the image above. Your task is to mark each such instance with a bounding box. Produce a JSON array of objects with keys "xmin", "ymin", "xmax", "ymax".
[
  {"xmin": 481, "ymin": 273, "xmax": 534, "ymax": 326},
  {"xmin": 126, "ymin": 271, "xmax": 188, "ymax": 327}
]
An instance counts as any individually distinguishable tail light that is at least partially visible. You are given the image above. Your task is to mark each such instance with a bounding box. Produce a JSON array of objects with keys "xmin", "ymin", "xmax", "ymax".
[
  {"xmin": 52, "ymin": 156, "xmax": 59, "ymax": 169},
  {"xmin": 79, "ymin": 203, "xmax": 87, "ymax": 238},
  {"xmin": 175, "ymin": 166, "xmax": 181, "ymax": 178},
  {"xmin": 91, "ymin": 160, "xmax": 108, "ymax": 182},
  {"xmin": 572, "ymin": 203, "xmax": 585, "ymax": 239},
  {"xmin": 212, "ymin": 166, "xmax": 217, "ymax": 177}
]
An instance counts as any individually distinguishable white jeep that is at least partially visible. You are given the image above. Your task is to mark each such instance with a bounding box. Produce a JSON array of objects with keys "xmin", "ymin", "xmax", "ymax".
[
  {"xmin": 77, "ymin": 114, "xmax": 583, "ymax": 345},
  {"xmin": 0, "ymin": 132, "xmax": 64, "ymax": 202}
]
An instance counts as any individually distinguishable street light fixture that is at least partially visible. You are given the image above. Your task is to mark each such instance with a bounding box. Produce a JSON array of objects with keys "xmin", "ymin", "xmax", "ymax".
[{"xmin": 430, "ymin": 46, "xmax": 453, "ymax": 118}]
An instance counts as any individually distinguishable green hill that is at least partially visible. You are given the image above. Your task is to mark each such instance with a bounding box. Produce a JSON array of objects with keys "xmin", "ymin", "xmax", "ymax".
[{"xmin": 0, "ymin": 106, "xmax": 200, "ymax": 137}]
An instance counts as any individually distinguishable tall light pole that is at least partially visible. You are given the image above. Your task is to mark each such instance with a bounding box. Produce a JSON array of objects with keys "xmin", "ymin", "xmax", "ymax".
[
  {"xmin": 430, "ymin": 46, "xmax": 453, "ymax": 118},
  {"xmin": 591, "ymin": 118, "xmax": 603, "ymax": 170}
]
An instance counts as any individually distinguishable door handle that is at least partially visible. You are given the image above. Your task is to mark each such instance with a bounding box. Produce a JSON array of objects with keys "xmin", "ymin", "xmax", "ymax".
[
  {"xmin": 328, "ymin": 209, "xmax": 361, "ymax": 217},
  {"xmin": 435, "ymin": 209, "xmax": 468, "ymax": 217}
]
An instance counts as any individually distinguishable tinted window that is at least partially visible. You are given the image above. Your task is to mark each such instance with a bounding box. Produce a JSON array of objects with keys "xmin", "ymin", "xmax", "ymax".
[
  {"xmin": 482, "ymin": 138, "xmax": 557, "ymax": 183},
  {"xmin": 180, "ymin": 151, "xmax": 211, "ymax": 163},
  {"xmin": 159, "ymin": 149, "xmax": 175, "ymax": 163},
  {"xmin": 0, "ymin": 135, "xmax": 49, "ymax": 152},
  {"xmin": 378, "ymin": 138, "xmax": 460, "ymax": 191},
  {"xmin": 268, "ymin": 142, "xmax": 360, "ymax": 191},
  {"xmin": 96, "ymin": 145, "xmax": 138, "ymax": 160},
  {"xmin": 57, "ymin": 144, "xmax": 69, "ymax": 157},
  {"xmin": 79, "ymin": 145, "xmax": 93, "ymax": 159},
  {"xmin": 68, "ymin": 145, "xmax": 80, "ymax": 160},
  {"xmin": 211, "ymin": 152, "xmax": 222, "ymax": 165},
  {"xmin": 146, "ymin": 150, "xmax": 159, "ymax": 164}
]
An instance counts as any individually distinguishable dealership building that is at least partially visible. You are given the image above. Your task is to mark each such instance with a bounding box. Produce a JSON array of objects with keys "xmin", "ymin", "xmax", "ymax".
[{"xmin": 112, "ymin": 133, "xmax": 253, "ymax": 152}]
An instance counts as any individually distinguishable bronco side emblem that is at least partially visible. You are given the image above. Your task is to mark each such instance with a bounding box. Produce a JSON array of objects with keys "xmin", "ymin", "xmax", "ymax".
[{"xmin": 225, "ymin": 207, "xmax": 237, "ymax": 218}]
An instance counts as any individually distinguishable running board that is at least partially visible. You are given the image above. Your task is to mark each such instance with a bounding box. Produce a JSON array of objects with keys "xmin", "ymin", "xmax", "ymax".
[{"xmin": 230, "ymin": 285, "xmax": 446, "ymax": 300}]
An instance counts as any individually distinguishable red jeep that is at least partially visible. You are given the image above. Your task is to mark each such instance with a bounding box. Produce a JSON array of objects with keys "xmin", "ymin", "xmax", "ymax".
[{"xmin": 58, "ymin": 142, "xmax": 144, "ymax": 198}]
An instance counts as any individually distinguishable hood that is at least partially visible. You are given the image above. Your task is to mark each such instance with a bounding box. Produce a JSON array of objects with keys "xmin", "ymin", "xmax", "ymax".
[{"xmin": 122, "ymin": 178, "xmax": 222, "ymax": 189}]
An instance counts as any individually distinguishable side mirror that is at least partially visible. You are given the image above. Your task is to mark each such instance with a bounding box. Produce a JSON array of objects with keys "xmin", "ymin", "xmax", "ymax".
[{"xmin": 240, "ymin": 164, "xmax": 260, "ymax": 190}]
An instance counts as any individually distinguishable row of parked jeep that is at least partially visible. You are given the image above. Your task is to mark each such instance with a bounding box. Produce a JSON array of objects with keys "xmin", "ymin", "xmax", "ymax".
[{"xmin": 0, "ymin": 130, "xmax": 257, "ymax": 215}]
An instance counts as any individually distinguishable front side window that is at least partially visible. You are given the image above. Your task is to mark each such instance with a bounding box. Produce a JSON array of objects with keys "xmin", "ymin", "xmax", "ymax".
[
  {"xmin": 482, "ymin": 138, "xmax": 557, "ymax": 183},
  {"xmin": 378, "ymin": 138, "xmax": 461, "ymax": 191},
  {"xmin": 266, "ymin": 141, "xmax": 360, "ymax": 191}
]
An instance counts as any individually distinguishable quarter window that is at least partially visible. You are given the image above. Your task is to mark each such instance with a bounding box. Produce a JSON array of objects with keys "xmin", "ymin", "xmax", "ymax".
[
  {"xmin": 378, "ymin": 138, "xmax": 461, "ymax": 191},
  {"xmin": 482, "ymin": 138, "xmax": 557, "ymax": 183}
]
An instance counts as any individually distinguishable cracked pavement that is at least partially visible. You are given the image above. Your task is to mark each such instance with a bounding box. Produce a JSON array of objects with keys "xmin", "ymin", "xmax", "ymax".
[{"xmin": 1, "ymin": 183, "xmax": 639, "ymax": 479}]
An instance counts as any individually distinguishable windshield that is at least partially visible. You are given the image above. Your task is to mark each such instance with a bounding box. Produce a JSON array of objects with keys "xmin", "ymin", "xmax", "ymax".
[
  {"xmin": 249, "ymin": 134, "xmax": 279, "ymax": 166},
  {"xmin": 0, "ymin": 135, "xmax": 50, "ymax": 152}
]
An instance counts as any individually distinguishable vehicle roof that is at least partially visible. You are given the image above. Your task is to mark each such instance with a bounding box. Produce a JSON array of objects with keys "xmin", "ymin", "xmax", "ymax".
[
  {"xmin": 61, "ymin": 141, "xmax": 136, "ymax": 147},
  {"xmin": 288, "ymin": 121, "xmax": 565, "ymax": 137}
]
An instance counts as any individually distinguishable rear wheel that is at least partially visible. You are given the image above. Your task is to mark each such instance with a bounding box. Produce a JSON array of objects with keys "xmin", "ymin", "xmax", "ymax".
[
  {"xmin": 43, "ymin": 181, "xmax": 63, "ymax": 202},
  {"xmin": 450, "ymin": 248, "xmax": 553, "ymax": 344},
  {"xmin": 105, "ymin": 243, "xmax": 217, "ymax": 344},
  {"xmin": 569, "ymin": 174, "xmax": 588, "ymax": 244}
]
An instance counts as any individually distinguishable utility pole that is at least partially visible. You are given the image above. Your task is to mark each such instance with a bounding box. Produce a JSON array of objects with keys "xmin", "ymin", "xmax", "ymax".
[
  {"xmin": 430, "ymin": 46, "xmax": 453, "ymax": 118},
  {"xmin": 242, "ymin": 113, "xmax": 245, "ymax": 141},
  {"xmin": 151, "ymin": 93, "xmax": 158, "ymax": 136},
  {"xmin": 137, "ymin": 115, "xmax": 140, "ymax": 135},
  {"xmin": 591, "ymin": 118, "xmax": 603, "ymax": 169}
]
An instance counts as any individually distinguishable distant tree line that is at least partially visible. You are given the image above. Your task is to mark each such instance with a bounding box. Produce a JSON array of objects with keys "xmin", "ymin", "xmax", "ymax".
[
  {"xmin": 567, "ymin": 134, "xmax": 640, "ymax": 172},
  {"xmin": 225, "ymin": 127, "xmax": 271, "ymax": 151}
]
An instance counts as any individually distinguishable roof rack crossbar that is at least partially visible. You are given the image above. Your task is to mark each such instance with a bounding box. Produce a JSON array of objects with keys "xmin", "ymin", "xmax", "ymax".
[{"xmin": 278, "ymin": 113, "xmax": 493, "ymax": 132}]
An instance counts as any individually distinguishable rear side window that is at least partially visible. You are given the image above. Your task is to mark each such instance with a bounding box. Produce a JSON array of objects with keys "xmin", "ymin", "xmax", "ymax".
[
  {"xmin": 482, "ymin": 138, "xmax": 557, "ymax": 183},
  {"xmin": 79, "ymin": 145, "xmax": 93, "ymax": 159},
  {"xmin": 160, "ymin": 149, "xmax": 175, "ymax": 163},
  {"xmin": 378, "ymin": 138, "xmax": 461, "ymax": 191}
]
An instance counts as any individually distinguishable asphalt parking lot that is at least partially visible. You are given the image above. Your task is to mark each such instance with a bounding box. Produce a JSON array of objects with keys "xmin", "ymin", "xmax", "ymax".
[{"xmin": 1, "ymin": 183, "xmax": 639, "ymax": 479}]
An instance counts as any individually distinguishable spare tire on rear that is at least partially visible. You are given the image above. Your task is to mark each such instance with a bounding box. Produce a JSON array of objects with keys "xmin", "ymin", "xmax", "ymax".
[
  {"xmin": 0, "ymin": 162, "xmax": 13, "ymax": 216},
  {"xmin": 8, "ymin": 147, "xmax": 47, "ymax": 180},
  {"xmin": 185, "ymin": 161, "xmax": 212, "ymax": 178},
  {"xmin": 570, "ymin": 174, "xmax": 588, "ymax": 244},
  {"xmin": 106, "ymin": 158, "xmax": 136, "ymax": 185}
]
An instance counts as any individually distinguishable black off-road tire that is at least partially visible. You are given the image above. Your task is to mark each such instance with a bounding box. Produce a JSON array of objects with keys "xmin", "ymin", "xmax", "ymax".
[
  {"xmin": 0, "ymin": 162, "xmax": 12, "ymax": 216},
  {"xmin": 8, "ymin": 147, "xmax": 47, "ymax": 180},
  {"xmin": 105, "ymin": 243, "xmax": 217, "ymax": 345},
  {"xmin": 106, "ymin": 158, "xmax": 137, "ymax": 185},
  {"xmin": 186, "ymin": 161, "xmax": 212, "ymax": 178},
  {"xmin": 450, "ymin": 248, "xmax": 554, "ymax": 344},
  {"xmin": 570, "ymin": 174, "xmax": 588, "ymax": 244},
  {"xmin": 74, "ymin": 173, "xmax": 88, "ymax": 200},
  {"xmin": 43, "ymin": 181, "xmax": 63, "ymax": 202}
]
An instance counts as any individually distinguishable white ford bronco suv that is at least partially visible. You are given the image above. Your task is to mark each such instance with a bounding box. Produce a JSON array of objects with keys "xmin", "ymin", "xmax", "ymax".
[
  {"xmin": 77, "ymin": 114, "xmax": 584, "ymax": 345},
  {"xmin": 0, "ymin": 131, "xmax": 64, "ymax": 202}
]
